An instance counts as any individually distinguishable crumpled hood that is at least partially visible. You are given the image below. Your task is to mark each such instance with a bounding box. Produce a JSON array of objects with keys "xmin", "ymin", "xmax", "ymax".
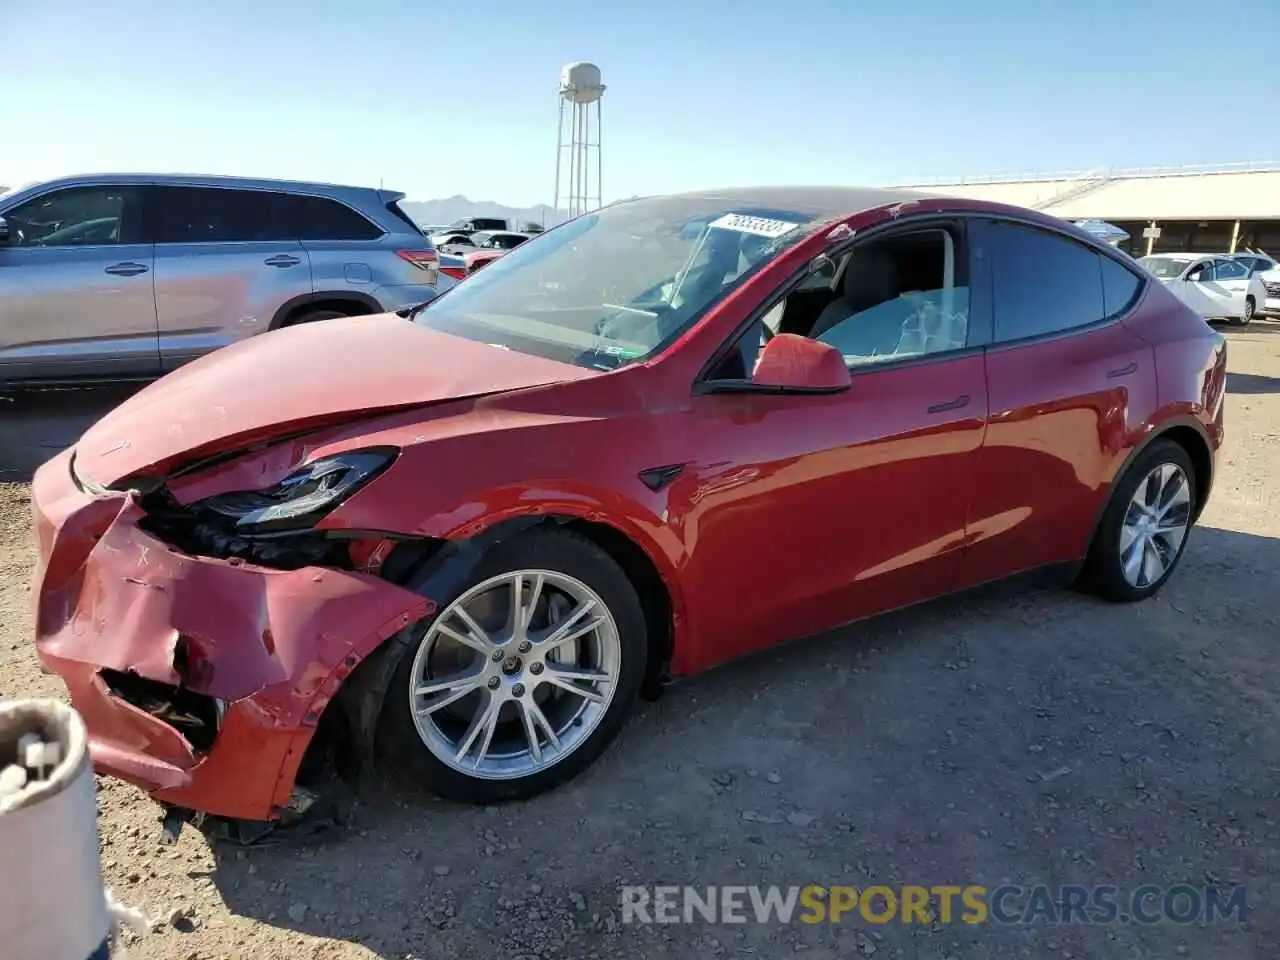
[{"xmin": 74, "ymin": 314, "xmax": 597, "ymax": 486}]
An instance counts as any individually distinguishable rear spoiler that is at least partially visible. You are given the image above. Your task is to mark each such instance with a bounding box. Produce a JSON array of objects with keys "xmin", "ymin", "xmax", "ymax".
[{"xmin": 377, "ymin": 189, "xmax": 407, "ymax": 204}]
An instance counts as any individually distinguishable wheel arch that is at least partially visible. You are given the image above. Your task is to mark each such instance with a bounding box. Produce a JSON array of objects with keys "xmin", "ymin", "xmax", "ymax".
[
  {"xmin": 1084, "ymin": 416, "xmax": 1215, "ymax": 556},
  {"xmin": 405, "ymin": 511, "xmax": 681, "ymax": 697},
  {"xmin": 270, "ymin": 291, "xmax": 383, "ymax": 329},
  {"xmin": 293, "ymin": 509, "xmax": 684, "ymax": 790}
]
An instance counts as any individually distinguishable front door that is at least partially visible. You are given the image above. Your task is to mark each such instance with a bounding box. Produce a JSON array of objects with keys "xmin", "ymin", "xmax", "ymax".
[
  {"xmin": 959, "ymin": 218, "xmax": 1157, "ymax": 586},
  {"xmin": 667, "ymin": 219, "xmax": 989, "ymax": 670},
  {"xmin": 146, "ymin": 185, "xmax": 311, "ymax": 370},
  {"xmin": 0, "ymin": 184, "xmax": 158, "ymax": 382},
  {"xmin": 1199, "ymin": 258, "xmax": 1250, "ymax": 318}
]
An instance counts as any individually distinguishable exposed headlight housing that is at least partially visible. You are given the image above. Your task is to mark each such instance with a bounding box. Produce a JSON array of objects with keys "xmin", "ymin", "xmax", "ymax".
[{"xmin": 195, "ymin": 447, "xmax": 397, "ymax": 534}]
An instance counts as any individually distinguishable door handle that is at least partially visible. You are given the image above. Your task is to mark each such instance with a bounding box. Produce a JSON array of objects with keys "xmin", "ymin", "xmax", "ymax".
[
  {"xmin": 1106, "ymin": 361, "xmax": 1138, "ymax": 379},
  {"xmin": 927, "ymin": 395, "xmax": 970, "ymax": 414},
  {"xmin": 104, "ymin": 262, "xmax": 148, "ymax": 277},
  {"xmin": 264, "ymin": 254, "xmax": 301, "ymax": 267}
]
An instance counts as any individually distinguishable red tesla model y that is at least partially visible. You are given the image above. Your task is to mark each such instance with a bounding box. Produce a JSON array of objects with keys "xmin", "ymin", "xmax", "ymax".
[{"xmin": 31, "ymin": 187, "xmax": 1226, "ymax": 828}]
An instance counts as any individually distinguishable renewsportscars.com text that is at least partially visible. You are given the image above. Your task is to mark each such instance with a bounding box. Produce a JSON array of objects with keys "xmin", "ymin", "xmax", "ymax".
[{"xmin": 620, "ymin": 884, "xmax": 1248, "ymax": 926}]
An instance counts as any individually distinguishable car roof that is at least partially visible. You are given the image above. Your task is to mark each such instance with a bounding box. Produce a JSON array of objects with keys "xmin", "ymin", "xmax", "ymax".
[
  {"xmin": 1141, "ymin": 252, "xmax": 1200, "ymax": 259},
  {"xmin": 25, "ymin": 172, "xmax": 394, "ymax": 195},
  {"xmin": 624, "ymin": 185, "xmax": 936, "ymax": 221}
]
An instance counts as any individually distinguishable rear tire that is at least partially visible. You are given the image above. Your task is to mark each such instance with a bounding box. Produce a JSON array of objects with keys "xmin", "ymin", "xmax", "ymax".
[
  {"xmin": 283, "ymin": 309, "xmax": 349, "ymax": 327},
  {"xmin": 377, "ymin": 528, "xmax": 647, "ymax": 804},
  {"xmin": 1079, "ymin": 439, "xmax": 1196, "ymax": 603}
]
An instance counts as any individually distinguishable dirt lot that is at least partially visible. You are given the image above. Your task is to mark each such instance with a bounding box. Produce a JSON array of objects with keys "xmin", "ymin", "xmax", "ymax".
[{"xmin": 2, "ymin": 326, "xmax": 1279, "ymax": 959}]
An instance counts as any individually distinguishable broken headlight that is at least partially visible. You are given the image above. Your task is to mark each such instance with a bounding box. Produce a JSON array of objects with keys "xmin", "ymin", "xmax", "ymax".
[{"xmin": 196, "ymin": 447, "xmax": 397, "ymax": 534}]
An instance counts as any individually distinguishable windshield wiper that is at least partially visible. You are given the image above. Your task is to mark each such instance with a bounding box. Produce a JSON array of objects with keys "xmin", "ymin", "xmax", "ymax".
[{"xmin": 397, "ymin": 299, "xmax": 434, "ymax": 320}]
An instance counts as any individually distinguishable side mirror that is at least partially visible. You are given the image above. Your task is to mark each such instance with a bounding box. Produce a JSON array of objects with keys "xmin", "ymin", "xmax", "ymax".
[{"xmin": 751, "ymin": 334, "xmax": 851, "ymax": 392}]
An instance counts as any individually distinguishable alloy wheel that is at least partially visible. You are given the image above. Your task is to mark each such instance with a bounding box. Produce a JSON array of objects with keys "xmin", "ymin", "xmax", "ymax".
[
  {"xmin": 407, "ymin": 569, "xmax": 620, "ymax": 780},
  {"xmin": 1119, "ymin": 462, "xmax": 1192, "ymax": 588}
]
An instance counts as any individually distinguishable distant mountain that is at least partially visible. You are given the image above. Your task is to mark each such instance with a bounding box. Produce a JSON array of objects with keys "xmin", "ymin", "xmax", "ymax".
[{"xmin": 401, "ymin": 195, "xmax": 566, "ymax": 231}]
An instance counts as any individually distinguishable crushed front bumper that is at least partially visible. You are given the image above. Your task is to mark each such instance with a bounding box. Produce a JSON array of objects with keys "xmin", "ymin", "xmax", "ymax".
[{"xmin": 30, "ymin": 448, "xmax": 430, "ymax": 821}]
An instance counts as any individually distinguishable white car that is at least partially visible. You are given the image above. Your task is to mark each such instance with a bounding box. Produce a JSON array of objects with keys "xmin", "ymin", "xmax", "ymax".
[
  {"xmin": 1230, "ymin": 252, "xmax": 1280, "ymax": 317},
  {"xmin": 431, "ymin": 231, "xmax": 477, "ymax": 255},
  {"xmin": 1137, "ymin": 253, "xmax": 1264, "ymax": 326}
]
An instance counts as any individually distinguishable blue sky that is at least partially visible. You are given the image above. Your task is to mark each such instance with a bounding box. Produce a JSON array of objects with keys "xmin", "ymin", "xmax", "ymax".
[{"xmin": 5, "ymin": 0, "xmax": 1277, "ymax": 205}]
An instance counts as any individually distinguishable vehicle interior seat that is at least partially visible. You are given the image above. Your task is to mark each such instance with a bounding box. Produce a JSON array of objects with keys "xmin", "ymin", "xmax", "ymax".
[{"xmin": 807, "ymin": 245, "xmax": 902, "ymax": 340}]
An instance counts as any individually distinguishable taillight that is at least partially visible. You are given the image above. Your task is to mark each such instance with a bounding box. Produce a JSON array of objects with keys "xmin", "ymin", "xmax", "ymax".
[
  {"xmin": 397, "ymin": 249, "xmax": 439, "ymax": 271},
  {"xmin": 440, "ymin": 265, "xmax": 467, "ymax": 281}
]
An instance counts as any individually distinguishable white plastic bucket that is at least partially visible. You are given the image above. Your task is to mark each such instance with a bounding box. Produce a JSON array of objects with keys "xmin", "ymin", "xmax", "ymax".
[{"xmin": 0, "ymin": 698, "xmax": 112, "ymax": 959}]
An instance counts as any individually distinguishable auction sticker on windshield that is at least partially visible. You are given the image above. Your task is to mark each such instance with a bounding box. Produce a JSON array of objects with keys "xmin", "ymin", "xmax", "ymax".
[{"xmin": 709, "ymin": 213, "xmax": 801, "ymax": 239}]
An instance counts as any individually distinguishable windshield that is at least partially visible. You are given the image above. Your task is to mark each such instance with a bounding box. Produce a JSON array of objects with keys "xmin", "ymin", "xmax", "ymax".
[
  {"xmin": 1139, "ymin": 256, "xmax": 1192, "ymax": 279},
  {"xmin": 414, "ymin": 197, "xmax": 818, "ymax": 369}
]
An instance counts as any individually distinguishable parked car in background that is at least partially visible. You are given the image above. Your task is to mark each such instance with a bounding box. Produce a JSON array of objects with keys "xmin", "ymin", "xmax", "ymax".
[
  {"xmin": 1073, "ymin": 219, "xmax": 1129, "ymax": 247},
  {"xmin": 438, "ymin": 251, "xmax": 469, "ymax": 282},
  {"xmin": 432, "ymin": 231, "xmax": 478, "ymax": 254},
  {"xmin": 0, "ymin": 173, "xmax": 452, "ymax": 385},
  {"xmin": 436, "ymin": 247, "xmax": 514, "ymax": 280},
  {"xmin": 1137, "ymin": 253, "xmax": 1263, "ymax": 325},
  {"xmin": 1229, "ymin": 251, "xmax": 1280, "ymax": 316},
  {"xmin": 471, "ymin": 230, "xmax": 533, "ymax": 252},
  {"xmin": 31, "ymin": 186, "xmax": 1224, "ymax": 823},
  {"xmin": 451, "ymin": 216, "xmax": 509, "ymax": 232},
  {"xmin": 435, "ymin": 230, "xmax": 533, "ymax": 257},
  {"xmin": 464, "ymin": 248, "xmax": 508, "ymax": 273}
]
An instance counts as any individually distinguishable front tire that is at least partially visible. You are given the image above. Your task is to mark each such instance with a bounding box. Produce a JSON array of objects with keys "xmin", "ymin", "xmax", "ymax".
[
  {"xmin": 378, "ymin": 528, "xmax": 647, "ymax": 804},
  {"xmin": 1079, "ymin": 440, "xmax": 1196, "ymax": 603}
]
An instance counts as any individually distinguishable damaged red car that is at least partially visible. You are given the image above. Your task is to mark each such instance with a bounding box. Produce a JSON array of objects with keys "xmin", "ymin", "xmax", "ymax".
[{"xmin": 32, "ymin": 187, "xmax": 1226, "ymax": 831}]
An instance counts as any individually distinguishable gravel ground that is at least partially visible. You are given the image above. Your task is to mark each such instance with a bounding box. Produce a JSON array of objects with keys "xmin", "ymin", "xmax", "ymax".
[{"xmin": 2, "ymin": 324, "xmax": 1279, "ymax": 959}]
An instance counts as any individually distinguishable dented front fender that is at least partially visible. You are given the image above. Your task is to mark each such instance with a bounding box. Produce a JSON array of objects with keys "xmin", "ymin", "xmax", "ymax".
[{"xmin": 31, "ymin": 449, "xmax": 432, "ymax": 820}]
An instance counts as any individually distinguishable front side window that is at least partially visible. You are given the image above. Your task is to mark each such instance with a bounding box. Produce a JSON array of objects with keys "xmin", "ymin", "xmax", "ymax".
[
  {"xmin": 812, "ymin": 229, "xmax": 969, "ymax": 365},
  {"xmin": 4, "ymin": 186, "xmax": 136, "ymax": 247},
  {"xmin": 415, "ymin": 199, "xmax": 819, "ymax": 369},
  {"xmin": 988, "ymin": 221, "xmax": 1105, "ymax": 341},
  {"xmin": 703, "ymin": 226, "xmax": 971, "ymax": 381}
]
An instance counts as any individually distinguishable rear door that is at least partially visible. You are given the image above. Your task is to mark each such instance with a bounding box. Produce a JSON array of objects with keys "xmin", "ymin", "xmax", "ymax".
[
  {"xmin": 959, "ymin": 218, "xmax": 1154, "ymax": 586},
  {"xmin": 0, "ymin": 184, "xmax": 158, "ymax": 381},
  {"xmin": 147, "ymin": 185, "xmax": 311, "ymax": 370},
  {"xmin": 288, "ymin": 193, "xmax": 389, "ymax": 295}
]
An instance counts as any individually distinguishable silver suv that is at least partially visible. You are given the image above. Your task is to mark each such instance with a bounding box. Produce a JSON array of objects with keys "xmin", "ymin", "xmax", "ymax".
[{"xmin": 0, "ymin": 173, "xmax": 452, "ymax": 385}]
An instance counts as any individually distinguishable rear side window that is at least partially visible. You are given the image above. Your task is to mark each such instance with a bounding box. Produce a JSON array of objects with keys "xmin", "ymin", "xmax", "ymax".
[
  {"xmin": 384, "ymin": 200, "xmax": 426, "ymax": 236},
  {"xmin": 281, "ymin": 194, "xmax": 383, "ymax": 241},
  {"xmin": 987, "ymin": 221, "xmax": 1105, "ymax": 341},
  {"xmin": 1099, "ymin": 255, "xmax": 1143, "ymax": 317},
  {"xmin": 1215, "ymin": 258, "xmax": 1248, "ymax": 280},
  {"xmin": 147, "ymin": 186, "xmax": 291, "ymax": 243}
]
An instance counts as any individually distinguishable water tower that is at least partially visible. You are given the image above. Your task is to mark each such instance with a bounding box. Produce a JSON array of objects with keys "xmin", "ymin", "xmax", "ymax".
[{"xmin": 554, "ymin": 62, "xmax": 605, "ymax": 220}]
